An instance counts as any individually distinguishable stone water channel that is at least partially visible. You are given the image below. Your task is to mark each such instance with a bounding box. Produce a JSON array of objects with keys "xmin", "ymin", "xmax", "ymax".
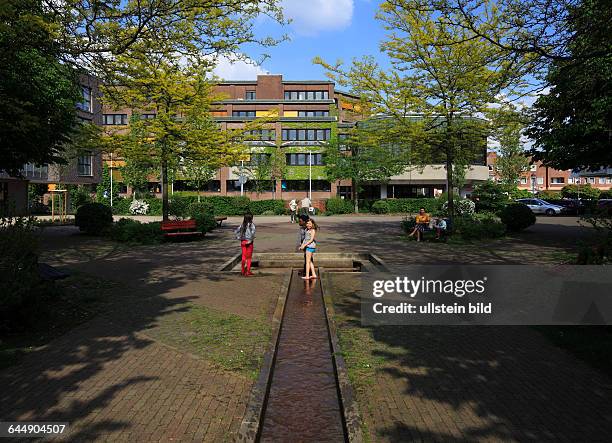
[{"xmin": 227, "ymin": 253, "xmax": 386, "ymax": 442}]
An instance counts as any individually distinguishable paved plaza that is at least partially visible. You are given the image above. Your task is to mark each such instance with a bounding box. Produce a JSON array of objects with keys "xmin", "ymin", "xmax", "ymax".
[{"xmin": 1, "ymin": 215, "xmax": 610, "ymax": 441}]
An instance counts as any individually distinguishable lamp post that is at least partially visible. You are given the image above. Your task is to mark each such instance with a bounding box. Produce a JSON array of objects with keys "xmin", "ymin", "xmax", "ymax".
[
  {"xmin": 240, "ymin": 160, "xmax": 244, "ymax": 196},
  {"xmin": 531, "ymin": 173, "xmax": 537, "ymax": 195},
  {"xmin": 308, "ymin": 149, "xmax": 312, "ymax": 201},
  {"xmin": 110, "ymin": 152, "xmax": 113, "ymax": 207}
]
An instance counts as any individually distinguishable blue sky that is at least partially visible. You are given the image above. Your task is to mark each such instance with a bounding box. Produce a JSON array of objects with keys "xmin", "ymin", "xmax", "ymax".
[{"xmin": 213, "ymin": 0, "xmax": 390, "ymax": 84}]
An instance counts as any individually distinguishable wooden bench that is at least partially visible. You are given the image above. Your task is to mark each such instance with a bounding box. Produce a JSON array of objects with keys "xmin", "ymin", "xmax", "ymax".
[
  {"xmin": 215, "ymin": 216, "xmax": 227, "ymax": 227},
  {"xmin": 161, "ymin": 220, "xmax": 202, "ymax": 237}
]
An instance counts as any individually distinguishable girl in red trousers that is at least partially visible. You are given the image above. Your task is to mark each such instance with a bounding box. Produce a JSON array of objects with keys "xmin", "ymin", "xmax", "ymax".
[{"xmin": 235, "ymin": 213, "xmax": 256, "ymax": 276}]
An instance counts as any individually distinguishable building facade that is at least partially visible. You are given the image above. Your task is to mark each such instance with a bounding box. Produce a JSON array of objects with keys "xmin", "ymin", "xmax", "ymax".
[{"xmin": 487, "ymin": 152, "xmax": 612, "ymax": 192}]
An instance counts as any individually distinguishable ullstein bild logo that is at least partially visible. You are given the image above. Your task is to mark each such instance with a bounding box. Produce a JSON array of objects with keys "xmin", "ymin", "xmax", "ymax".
[{"xmin": 372, "ymin": 276, "xmax": 488, "ymax": 298}]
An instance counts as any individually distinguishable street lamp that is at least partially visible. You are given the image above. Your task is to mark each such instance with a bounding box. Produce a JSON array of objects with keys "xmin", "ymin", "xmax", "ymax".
[
  {"xmin": 110, "ymin": 152, "xmax": 113, "ymax": 207},
  {"xmin": 531, "ymin": 173, "xmax": 537, "ymax": 195},
  {"xmin": 308, "ymin": 149, "xmax": 312, "ymax": 201}
]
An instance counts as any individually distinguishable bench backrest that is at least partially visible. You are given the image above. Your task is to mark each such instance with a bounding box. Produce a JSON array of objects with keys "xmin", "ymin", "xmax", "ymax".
[{"xmin": 161, "ymin": 219, "xmax": 197, "ymax": 231}]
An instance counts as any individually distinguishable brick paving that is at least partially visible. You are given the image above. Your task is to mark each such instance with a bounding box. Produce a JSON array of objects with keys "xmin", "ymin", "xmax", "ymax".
[{"xmin": 3, "ymin": 216, "xmax": 610, "ymax": 441}]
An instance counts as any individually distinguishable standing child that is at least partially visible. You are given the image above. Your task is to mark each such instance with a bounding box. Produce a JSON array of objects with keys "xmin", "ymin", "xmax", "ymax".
[
  {"xmin": 299, "ymin": 219, "xmax": 318, "ymax": 280},
  {"xmin": 234, "ymin": 213, "xmax": 256, "ymax": 276},
  {"xmin": 289, "ymin": 199, "xmax": 298, "ymax": 223}
]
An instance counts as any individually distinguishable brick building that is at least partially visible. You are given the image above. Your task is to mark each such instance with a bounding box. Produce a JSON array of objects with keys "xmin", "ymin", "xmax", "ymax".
[{"xmin": 487, "ymin": 151, "xmax": 612, "ymax": 192}]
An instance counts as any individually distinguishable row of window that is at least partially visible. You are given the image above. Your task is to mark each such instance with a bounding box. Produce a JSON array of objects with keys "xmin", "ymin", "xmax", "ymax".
[
  {"xmin": 520, "ymin": 176, "xmax": 612, "ymax": 185},
  {"xmin": 233, "ymin": 110, "xmax": 256, "ymax": 117},
  {"xmin": 242, "ymin": 153, "xmax": 325, "ymax": 166},
  {"xmin": 281, "ymin": 129, "xmax": 331, "ymax": 141},
  {"xmin": 243, "ymin": 129, "xmax": 276, "ymax": 141},
  {"xmin": 284, "ymin": 91, "xmax": 330, "ymax": 101},
  {"xmin": 298, "ymin": 110, "xmax": 329, "ymax": 117}
]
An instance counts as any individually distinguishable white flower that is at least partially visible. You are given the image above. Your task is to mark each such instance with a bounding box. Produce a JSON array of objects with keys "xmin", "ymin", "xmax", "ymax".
[
  {"xmin": 442, "ymin": 199, "xmax": 475, "ymax": 216},
  {"xmin": 129, "ymin": 199, "xmax": 150, "ymax": 215}
]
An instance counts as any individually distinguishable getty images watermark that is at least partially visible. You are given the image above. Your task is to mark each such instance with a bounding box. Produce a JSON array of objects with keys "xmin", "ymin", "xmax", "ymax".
[{"xmin": 361, "ymin": 266, "xmax": 612, "ymax": 325}]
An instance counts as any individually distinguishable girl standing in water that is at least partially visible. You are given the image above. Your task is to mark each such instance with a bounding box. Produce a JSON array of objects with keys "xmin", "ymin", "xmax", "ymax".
[
  {"xmin": 235, "ymin": 213, "xmax": 256, "ymax": 276},
  {"xmin": 299, "ymin": 219, "xmax": 318, "ymax": 280}
]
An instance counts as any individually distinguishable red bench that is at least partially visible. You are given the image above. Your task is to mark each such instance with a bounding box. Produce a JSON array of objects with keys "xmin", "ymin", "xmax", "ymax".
[{"xmin": 160, "ymin": 220, "xmax": 202, "ymax": 237}]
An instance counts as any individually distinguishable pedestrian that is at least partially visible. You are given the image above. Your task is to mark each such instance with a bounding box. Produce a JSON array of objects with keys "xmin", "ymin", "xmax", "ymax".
[
  {"xmin": 296, "ymin": 214, "xmax": 314, "ymax": 276},
  {"xmin": 300, "ymin": 193, "xmax": 311, "ymax": 215},
  {"xmin": 300, "ymin": 218, "xmax": 319, "ymax": 280},
  {"xmin": 434, "ymin": 217, "xmax": 447, "ymax": 240},
  {"xmin": 234, "ymin": 212, "xmax": 256, "ymax": 276},
  {"xmin": 408, "ymin": 207, "xmax": 430, "ymax": 242},
  {"xmin": 289, "ymin": 199, "xmax": 298, "ymax": 223}
]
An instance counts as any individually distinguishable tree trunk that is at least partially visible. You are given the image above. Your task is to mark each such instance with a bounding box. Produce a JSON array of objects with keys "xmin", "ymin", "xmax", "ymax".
[
  {"xmin": 446, "ymin": 145, "xmax": 455, "ymax": 227},
  {"xmin": 161, "ymin": 159, "xmax": 169, "ymax": 221},
  {"xmin": 352, "ymin": 178, "xmax": 359, "ymax": 213}
]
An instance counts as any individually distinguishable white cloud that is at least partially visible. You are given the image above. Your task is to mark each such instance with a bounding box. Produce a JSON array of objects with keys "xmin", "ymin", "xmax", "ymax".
[
  {"xmin": 212, "ymin": 56, "xmax": 270, "ymax": 80},
  {"xmin": 281, "ymin": 0, "xmax": 354, "ymax": 36}
]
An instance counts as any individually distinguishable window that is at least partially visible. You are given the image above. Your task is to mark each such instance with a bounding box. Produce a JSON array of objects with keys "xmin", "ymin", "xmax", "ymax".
[
  {"xmin": 282, "ymin": 180, "xmax": 331, "ymax": 192},
  {"xmin": 599, "ymin": 177, "xmax": 606, "ymax": 184},
  {"xmin": 284, "ymin": 90, "xmax": 329, "ymax": 100},
  {"xmin": 140, "ymin": 114, "xmax": 156, "ymax": 119},
  {"xmin": 226, "ymin": 180, "xmax": 275, "ymax": 192},
  {"xmin": 243, "ymin": 129, "xmax": 275, "ymax": 141},
  {"xmin": 232, "ymin": 111, "xmax": 256, "ymax": 117},
  {"xmin": 337, "ymin": 186, "xmax": 351, "ymax": 199},
  {"xmin": 537, "ymin": 177, "xmax": 544, "ymax": 185},
  {"xmin": 607, "ymin": 177, "xmax": 612, "ymax": 184},
  {"xmin": 22, "ymin": 163, "xmax": 48, "ymax": 178},
  {"xmin": 248, "ymin": 153, "xmax": 271, "ymax": 165},
  {"xmin": 286, "ymin": 153, "xmax": 324, "ymax": 166},
  {"xmin": 297, "ymin": 110, "xmax": 329, "ymax": 117},
  {"xmin": 245, "ymin": 91, "xmax": 256, "ymax": 100},
  {"xmin": 588, "ymin": 177, "xmax": 595, "ymax": 184},
  {"xmin": 551, "ymin": 177, "xmax": 565, "ymax": 184},
  {"xmin": 77, "ymin": 86, "xmax": 92, "ymax": 112},
  {"xmin": 520, "ymin": 177, "xmax": 527, "ymax": 184},
  {"xmin": 77, "ymin": 155, "xmax": 93, "ymax": 176},
  {"xmin": 529, "ymin": 164, "xmax": 537, "ymax": 172},
  {"xmin": 282, "ymin": 128, "xmax": 331, "ymax": 141},
  {"xmin": 103, "ymin": 114, "xmax": 128, "ymax": 125}
]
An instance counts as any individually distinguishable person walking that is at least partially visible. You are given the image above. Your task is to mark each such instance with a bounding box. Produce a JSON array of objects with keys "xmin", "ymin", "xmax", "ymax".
[
  {"xmin": 234, "ymin": 213, "xmax": 256, "ymax": 276},
  {"xmin": 289, "ymin": 199, "xmax": 298, "ymax": 223},
  {"xmin": 300, "ymin": 218, "xmax": 318, "ymax": 280},
  {"xmin": 296, "ymin": 214, "xmax": 314, "ymax": 276},
  {"xmin": 300, "ymin": 194, "xmax": 311, "ymax": 215}
]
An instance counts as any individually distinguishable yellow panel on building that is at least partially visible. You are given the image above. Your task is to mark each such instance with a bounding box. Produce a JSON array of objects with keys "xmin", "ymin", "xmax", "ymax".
[
  {"xmin": 256, "ymin": 109, "xmax": 279, "ymax": 118},
  {"xmin": 283, "ymin": 110, "xmax": 298, "ymax": 117}
]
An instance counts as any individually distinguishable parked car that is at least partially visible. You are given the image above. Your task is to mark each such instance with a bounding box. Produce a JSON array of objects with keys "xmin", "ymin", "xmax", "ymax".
[
  {"xmin": 515, "ymin": 198, "xmax": 564, "ymax": 215},
  {"xmin": 542, "ymin": 198, "xmax": 586, "ymax": 215}
]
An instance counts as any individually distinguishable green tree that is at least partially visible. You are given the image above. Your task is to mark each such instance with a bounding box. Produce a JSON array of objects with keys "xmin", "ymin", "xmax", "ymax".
[
  {"xmin": 561, "ymin": 184, "xmax": 601, "ymax": 200},
  {"xmin": 96, "ymin": 163, "xmax": 119, "ymax": 204},
  {"xmin": 324, "ymin": 121, "xmax": 411, "ymax": 213},
  {"xmin": 315, "ymin": 0, "xmax": 525, "ymax": 219},
  {"xmin": 183, "ymin": 159, "xmax": 216, "ymax": 202},
  {"xmin": 0, "ymin": 0, "xmax": 81, "ymax": 174},
  {"xmin": 527, "ymin": 0, "xmax": 612, "ymax": 170},
  {"xmin": 121, "ymin": 159, "xmax": 153, "ymax": 200},
  {"xmin": 488, "ymin": 105, "xmax": 530, "ymax": 185}
]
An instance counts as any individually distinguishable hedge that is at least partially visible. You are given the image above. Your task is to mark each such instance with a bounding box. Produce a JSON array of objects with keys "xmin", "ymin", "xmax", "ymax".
[{"xmin": 376, "ymin": 198, "xmax": 439, "ymax": 214}]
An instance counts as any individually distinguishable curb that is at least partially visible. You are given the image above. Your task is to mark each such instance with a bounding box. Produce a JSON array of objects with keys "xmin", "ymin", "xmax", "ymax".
[
  {"xmin": 235, "ymin": 271, "xmax": 292, "ymax": 442},
  {"xmin": 321, "ymin": 271, "xmax": 364, "ymax": 443}
]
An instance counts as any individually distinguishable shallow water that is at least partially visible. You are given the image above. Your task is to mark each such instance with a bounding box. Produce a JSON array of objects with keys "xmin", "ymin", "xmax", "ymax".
[{"xmin": 259, "ymin": 270, "xmax": 346, "ymax": 442}]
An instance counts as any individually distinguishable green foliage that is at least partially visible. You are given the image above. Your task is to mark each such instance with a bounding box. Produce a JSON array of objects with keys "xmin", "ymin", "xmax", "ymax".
[
  {"xmin": 487, "ymin": 105, "xmax": 530, "ymax": 185},
  {"xmin": 499, "ymin": 203, "xmax": 536, "ymax": 232},
  {"xmin": 471, "ymin": 181, "xmax": 513, "ymax": 212},
  {"xmin": 453, "ymin": 214, "xmax": 506, "ymax": 240},
  {"xmin": 120, "ymin": 159, "xmax": 153, "ymax": 199},
  {"xmin": 385, "ymin": 198, "xmax": 439, "ymax": 214},
  {"xmin": 371, "ymin": 200, "xmax": 390, "ymax": 214},
  {"xmin": 95, "ymin": 163, "xmax": 119, "ymax": 204},
  {"xmin": 260, "ymin": 210, "xmax": 276, "ymax": 216},
  {"xmin": 561, "ymin": 184, "xmax": 601, "ymax": 200},
  {"xmin": 186, "ymin": 202, "xmax": 216, "ymax": 233},
  {"xmin": 537, "ymin": 190, "xmax": 562, "ymax": 200},
  {"xmin": 109, "ymin": 219, "xmax": 163, "ymax": 245},
  {"xmin": 68, "ymin": 185, "xmax": 92, "ymax": 211},
  {"xmin": 0, "ymin": 217, "xmax": 48, "ymax": 332},
  {"xmin": 401, "ymin": 216, "xmax": 416, "ymax": 233},
  {"xmin": 75, "ymin": 203, "xmax": 113, "ymax": 235},
  {"xmin": 0, "ymin": 0, "xmax": 82, "ymax": 174},
  {"xmin": 509, "ymin": 188, "xmax": 533, "ymax": 199},
  {"xmin": 110, "ymin": 198, "xmax": 131, "ymax": 215},
  {"xmin": 249, "ymin": 199, "xmax": 286, "ymax": 215},
  {"xmin": 325, "ymin": 197, "xmax": 354, "ymax": 215},
  {"xmin": 527, "ymin": 0, "xmax": 612, "ymax": 171},
  {"xmin": 600, "ymin": 190, "xmax": 612, "ymax": 199}
]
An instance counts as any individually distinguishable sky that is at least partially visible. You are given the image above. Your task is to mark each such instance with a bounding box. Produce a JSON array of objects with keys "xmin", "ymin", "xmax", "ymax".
[{"xmin": 213, "ymin": 0, "xmax": 388, "ymax": 85}]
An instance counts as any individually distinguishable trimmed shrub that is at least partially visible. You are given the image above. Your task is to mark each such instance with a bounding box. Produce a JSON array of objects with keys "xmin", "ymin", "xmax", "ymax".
[
  {"xmin": 249, "ymin": 199, "xmax": 286, "ymax": 215},
  {"xmin": 68, "ymin": 185, "xmax": 93, "ymax": 211},
  {"xmin": 111, "ymin": 198, "xmax": 131, "ymax": 215},
  {"xmin": 510, "ymin": 188, "xmax": 533, "ymax": 199},
  {"xmin": 325, "ymin": 197, "xmax": 353, "ymax": 214},
  {"xmin": 0, "ymin": 217, "xmax": 49, "ymax": 332},
  {"xmin": 187, "ymin": 202, "xmax": 216, "ymax": 234},
  {"xmin": 599, "ymin": 190, "xmax": 612, "ymax": 199},
  {"xmin": 75, "ymin": 203, "xmax": 113, "ymax": 235},
  {"xmin": 109, "ymin": 218, "xmax": 163, "ymax": 244},
  {"xmin": 454, "ymin": 214, "xmax": 506, "ymax": 240},
  {"xmin": 371, "ymin": 200, "xmax": 390, "ymax": 214},
  {"xmin": 537, "ymin": 190, "xmax": 562, "ymax": 200},
  {"xmin": 400, "ymin": 216, "xmax": 416, "ymax": 233},
  {"xmin": 169, "ymin": 196, "xmax": 197, "ymax": 218},
  {"xmin": 562, "ymin": 184, "xmax": 600, "ymax": 200},
  {"xmin": 500, "ymin": 203, "xmax": 536, "ymax": 232},
  {"xmin": 471, "ymin": 181, "xmax": 512, "ymax": 212}
]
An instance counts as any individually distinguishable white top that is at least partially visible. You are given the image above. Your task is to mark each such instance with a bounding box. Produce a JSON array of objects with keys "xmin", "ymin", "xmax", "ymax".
[
  {"xmin": 301, "ymin": 197, "xmax": 311, "ymax": 208},
  {"xmin": 289, "ymin": 200, "xmax": 297, "ymax": 210}
]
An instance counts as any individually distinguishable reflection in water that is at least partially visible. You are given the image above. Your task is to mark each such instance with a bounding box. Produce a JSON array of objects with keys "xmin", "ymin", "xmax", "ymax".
[{"xmin": 260, "ymin": 271, "xmax": 345, "ymax": 442}]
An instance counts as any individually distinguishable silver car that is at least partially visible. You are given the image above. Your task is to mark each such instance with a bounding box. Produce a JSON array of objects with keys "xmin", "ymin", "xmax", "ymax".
[{"xmin": 516, "ymin": 198, "xmax": 564, "ymax": 216}]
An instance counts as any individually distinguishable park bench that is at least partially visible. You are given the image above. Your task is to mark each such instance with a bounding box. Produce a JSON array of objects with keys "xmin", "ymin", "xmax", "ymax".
[
  {"xmin": 215, "ymin": 216, "xmax": 227, "ymax": 227},
  {"xmin": 161, "ymin": 219, "xmax": 202, "ymax": 238}
]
